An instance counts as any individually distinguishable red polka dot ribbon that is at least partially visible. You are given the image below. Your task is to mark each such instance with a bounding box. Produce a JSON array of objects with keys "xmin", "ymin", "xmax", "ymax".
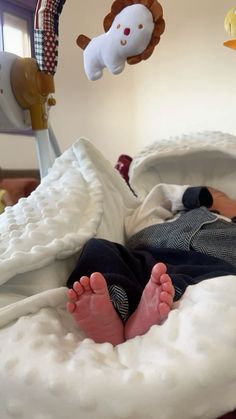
[{"xmin": 34, "ymin": 0, "xmax": 66, "ymax": 75}]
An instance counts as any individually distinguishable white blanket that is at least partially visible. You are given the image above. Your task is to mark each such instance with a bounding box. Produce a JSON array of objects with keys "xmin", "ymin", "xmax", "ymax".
[
  {"xmin": 0, "ymin": 138, "xmax": 137, "ymax": 323},
  {"xmin": 1, "ymin": 132, "xmax": 236, "ymax": 419}
]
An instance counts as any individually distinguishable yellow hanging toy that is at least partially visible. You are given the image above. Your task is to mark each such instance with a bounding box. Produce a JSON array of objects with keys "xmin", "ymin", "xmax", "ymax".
[{"xmin": 224, "ymin": 7, "xmax": 236, "ymax": 50}]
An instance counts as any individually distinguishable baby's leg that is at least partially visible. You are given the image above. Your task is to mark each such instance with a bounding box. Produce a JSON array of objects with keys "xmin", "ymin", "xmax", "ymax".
[
  {"xmin": 125, "ymin": 263, "xmax": 174, "ymax": 340},
  {"xmin": 67, "ymin": 273, "xmax": 124, "ymax": 346}
]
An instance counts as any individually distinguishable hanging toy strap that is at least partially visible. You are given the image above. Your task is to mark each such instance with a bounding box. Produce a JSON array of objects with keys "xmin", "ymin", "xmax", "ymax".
[{"xmin": 34, "ymin": 0, "xmax": 67, "ymax": 75}]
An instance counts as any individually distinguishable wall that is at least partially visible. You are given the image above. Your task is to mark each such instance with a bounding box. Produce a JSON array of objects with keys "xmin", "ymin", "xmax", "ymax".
[
  {"xmin": 51, "ymin": 0, "xmax": 137, "ymax": 164},
  {"xmin": 132, "ymin": 0, "xmax": 236, "ymax": 150},
  {"xmin": 0, "ymin": 0, "xmax": 235, "ymax": 169}
]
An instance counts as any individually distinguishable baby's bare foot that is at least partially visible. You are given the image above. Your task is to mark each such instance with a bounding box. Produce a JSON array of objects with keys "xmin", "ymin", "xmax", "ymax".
[
  {"xmin": 125, "ymin": 263, "xmax": 174, "ymax": 340},
  {"xmin": 67, "ymin": 273, "xmax": 124, "ymax": 345}
]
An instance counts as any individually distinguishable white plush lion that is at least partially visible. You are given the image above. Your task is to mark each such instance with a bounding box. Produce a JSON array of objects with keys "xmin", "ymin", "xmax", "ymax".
[{"xmin": 77, "ymin": 0, "xmax": 165, "ymax": 81}]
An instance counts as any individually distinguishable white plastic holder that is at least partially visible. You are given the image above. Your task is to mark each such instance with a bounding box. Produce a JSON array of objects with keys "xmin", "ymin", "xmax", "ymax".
[
  {"xmin": 34, "ymin": 128, "xmax": 61, "ymax": 178},
  {"xmin": 0, "ymin": 52, "xmax": 61, "ymax": 179},
  {"xmin": 0, "ymin": 52, "xmax": 31, "ymax": 131}
]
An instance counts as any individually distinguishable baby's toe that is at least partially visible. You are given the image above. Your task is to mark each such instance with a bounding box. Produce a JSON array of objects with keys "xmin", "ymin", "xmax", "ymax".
[
  {"xmin": 161, "ymin": 280, "xmax": 175, "ymax": 297},
  {"xmin": 159, "ymin": 302, "xmax": 171, "ymax": 319},
  {"xmin": 160, "ymin": 291, "xmax": 173, "ymax": 307},
  {"xmin": 80, "ymin": 276, "xmax": 92, "ymax": 292},
  {"xmin": 67, "ymin": 288, "xmax": 78, "ymax": 301},
  {"xmin": 73, "ymin": 281, "xmax": 85, "ymax": 296},
  {"xmin": 66, "ymin": 301, "xmax": 76, "ymax": 313}
]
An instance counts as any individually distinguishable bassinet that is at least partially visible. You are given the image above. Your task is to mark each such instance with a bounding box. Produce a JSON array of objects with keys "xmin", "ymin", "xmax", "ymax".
[{"xmin": 1, "ymin": 131, "xmax": 236, "ymax": 419}]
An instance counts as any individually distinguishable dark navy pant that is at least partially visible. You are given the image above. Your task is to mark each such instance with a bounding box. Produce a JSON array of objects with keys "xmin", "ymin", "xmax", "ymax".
[{"xmin": 67, "ymin": 238, "xmax": 236, "ymax": 316}]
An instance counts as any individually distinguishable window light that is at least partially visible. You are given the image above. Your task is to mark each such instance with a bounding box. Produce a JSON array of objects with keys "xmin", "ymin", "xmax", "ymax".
[{"xmin": 3, "ymin": 12, "xmax": 31, "ymax": 57}]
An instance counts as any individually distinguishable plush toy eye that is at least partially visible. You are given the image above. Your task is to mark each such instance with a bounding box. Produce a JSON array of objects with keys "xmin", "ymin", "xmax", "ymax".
[
  {"xmin": 117, "ymin": 24, "xmax": 121, "ymax": 29},
  {"xmin": 138, "ymin": 24, "xmax": 143, "ymax": 29}
]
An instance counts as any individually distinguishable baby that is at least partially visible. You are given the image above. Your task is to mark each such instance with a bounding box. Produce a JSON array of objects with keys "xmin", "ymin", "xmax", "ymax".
[{"xmin": 67, "ymin": 185, "xmax": 236, "ymax": 345}]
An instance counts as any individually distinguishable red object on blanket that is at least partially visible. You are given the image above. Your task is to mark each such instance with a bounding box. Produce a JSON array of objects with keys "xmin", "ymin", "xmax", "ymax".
[
  {"xmin": 218, "ymin": 414, "xmax": 236, "ymax": 419},
  {"xmin": 0, "ymin": 178, "xmax": 39, "ymax": 205},
  {"xmin": 115, "ymin": 154, "xmax": 133, "ymax": 183}
]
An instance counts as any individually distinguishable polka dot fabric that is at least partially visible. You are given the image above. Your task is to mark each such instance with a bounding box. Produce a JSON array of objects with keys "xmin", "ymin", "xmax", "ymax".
[{"xmin": 34, "ymin": 0, "xmax": 66, "ymax": 74}]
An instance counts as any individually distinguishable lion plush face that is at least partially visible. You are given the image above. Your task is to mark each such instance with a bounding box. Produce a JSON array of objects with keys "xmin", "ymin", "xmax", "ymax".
[{"xmin": 110, "ymin": 4, "xmax": 155, "ymax": 57}]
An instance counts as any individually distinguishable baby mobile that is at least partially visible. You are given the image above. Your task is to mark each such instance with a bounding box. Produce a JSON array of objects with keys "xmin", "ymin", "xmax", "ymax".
[
  {"xmin": 34, "ymin": 0, "xmax": 165, "ymax": 81},
  {"xmin": 15, "ymin": 0, "xmax": 164, "ymax": 176}
]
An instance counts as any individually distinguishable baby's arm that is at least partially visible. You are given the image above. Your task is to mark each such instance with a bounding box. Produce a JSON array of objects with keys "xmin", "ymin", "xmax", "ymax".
[{"xmin": 207, "ymin": 187, "xmax": 236, "ymax": 219}]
